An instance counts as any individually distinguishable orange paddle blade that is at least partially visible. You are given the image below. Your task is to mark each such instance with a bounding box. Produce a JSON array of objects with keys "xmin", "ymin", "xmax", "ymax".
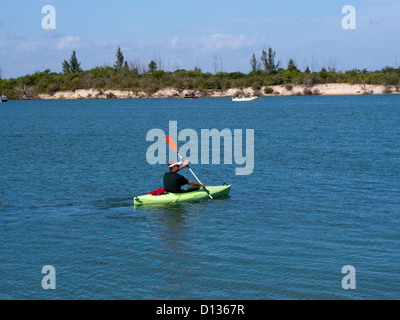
[{"xmin": 166, "ymin": 136, "xmax": 178, "ymax": 153}]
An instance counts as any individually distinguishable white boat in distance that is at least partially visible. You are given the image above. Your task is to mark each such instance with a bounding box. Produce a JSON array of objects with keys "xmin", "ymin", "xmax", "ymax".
[
  {"xmin": 0, "ymin": 95, "xmax": 7, "ymax": 102},
  {"xmin": 232, "ymin": 95, "xmax": 258, "ymax": 102}
]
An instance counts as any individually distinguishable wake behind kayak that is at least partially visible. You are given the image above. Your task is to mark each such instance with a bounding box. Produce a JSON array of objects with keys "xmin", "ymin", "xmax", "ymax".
[{"xmin": 134, "ymin": 185, "xmax": 231, "ymax": 206}]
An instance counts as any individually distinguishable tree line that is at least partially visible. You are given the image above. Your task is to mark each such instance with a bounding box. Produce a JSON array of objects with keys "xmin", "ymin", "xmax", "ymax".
[{"xmin": 1, "ymin": 46, "xmax": 400, "ymax": 99}]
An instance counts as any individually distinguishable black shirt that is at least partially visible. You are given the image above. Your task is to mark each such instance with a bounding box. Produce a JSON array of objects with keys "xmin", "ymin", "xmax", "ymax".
[{"xmin": 163, "ymin": 172, "xmax": 189, "ymax": 193}]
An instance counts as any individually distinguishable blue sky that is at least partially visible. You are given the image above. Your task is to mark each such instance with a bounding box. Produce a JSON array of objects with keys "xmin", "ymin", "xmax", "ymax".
[{"xmin": 1, "ymin": 0, "xmax": 399, "ymax": 78}]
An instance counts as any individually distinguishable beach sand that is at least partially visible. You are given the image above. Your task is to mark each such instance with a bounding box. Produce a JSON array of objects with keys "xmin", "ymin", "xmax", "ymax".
[{"xmin": 37, "ymin": 84, "xmax": 399, "ymax": 100}]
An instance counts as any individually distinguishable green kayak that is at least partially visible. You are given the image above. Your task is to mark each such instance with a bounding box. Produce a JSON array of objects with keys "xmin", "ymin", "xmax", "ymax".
[{"xmin": 134, "ymin": 185, "xmax": 231, "ymax": 206}]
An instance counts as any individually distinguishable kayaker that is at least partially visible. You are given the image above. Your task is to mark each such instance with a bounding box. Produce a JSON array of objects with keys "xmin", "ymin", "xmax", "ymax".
[{"xmin": 164, "ymin": 160, "xmax": 205, "ymax": 193}]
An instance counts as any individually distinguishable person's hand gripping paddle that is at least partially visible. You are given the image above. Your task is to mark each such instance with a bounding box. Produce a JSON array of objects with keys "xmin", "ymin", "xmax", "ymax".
[{"xmin": 166, "ymin": 136, "xmax": 214, "ymax": 200}]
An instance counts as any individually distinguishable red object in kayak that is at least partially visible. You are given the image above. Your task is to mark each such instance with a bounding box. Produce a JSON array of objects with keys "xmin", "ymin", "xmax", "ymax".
[{"xmin": 147, "ymin": 188, "xmax": 166, "ymax": 195}]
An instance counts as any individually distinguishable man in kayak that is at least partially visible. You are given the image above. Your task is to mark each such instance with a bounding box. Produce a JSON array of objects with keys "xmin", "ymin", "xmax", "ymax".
[{"xmin": 164, "ymin": 160, "xmax": 205, "ymax": 193}]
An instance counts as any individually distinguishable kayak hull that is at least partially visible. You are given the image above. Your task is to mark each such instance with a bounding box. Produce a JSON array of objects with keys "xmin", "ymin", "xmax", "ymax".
[{"xmin": 134, "ymin": 185, "xmax": 231, "ymax": 206}]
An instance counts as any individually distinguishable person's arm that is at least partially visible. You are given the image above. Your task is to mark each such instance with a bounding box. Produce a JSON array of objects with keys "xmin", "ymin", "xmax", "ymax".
[
  {"xmin": 177, "ymin": 160, "xmax": 190, "ymax": 172},
  {"xmin": 188, "ymin": 181, "xmax": 205, "ymax": 188}
]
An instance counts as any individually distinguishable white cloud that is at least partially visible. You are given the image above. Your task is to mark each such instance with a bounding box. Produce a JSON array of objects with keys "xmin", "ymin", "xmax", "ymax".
[
  {"xmin": 169, "ymin": 36, "xmax": 185, "ymax": 48},
  {"xmin": 56, "ymin": 36, "xmax": 82, "ymax": 51},
  {"xmin": 198, "ymin": 34, "xmax": 267, "ymax": 51},
  {"xmin": 15, "ymin": 42, "xmax": 44, "ymax": 53}
]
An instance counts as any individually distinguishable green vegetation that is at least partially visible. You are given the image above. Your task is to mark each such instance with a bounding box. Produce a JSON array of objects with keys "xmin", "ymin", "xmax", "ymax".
[
  {"xmin": 1, "ymin": 47, "xmax": 400, "ymax": 99},
  {"xmin": 114, "ymin": 46, "xmax": 125, "ymax": 70},
  {"xmin": 62, "ymin": 50, "xmax": 82, "ymax": 74},
  {"xmin": 260, "ymin": 47, "xmax": 280, "ymax": 74}
]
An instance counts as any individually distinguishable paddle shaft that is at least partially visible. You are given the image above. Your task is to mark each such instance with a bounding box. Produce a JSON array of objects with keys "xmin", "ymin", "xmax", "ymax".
[
  {"xmin": 176, "ymin": 152, "xmax": 213, "ymax": 200},
  {"xmin": 166, "ymin": 136, "xmax": 213, "ymax": 200}
]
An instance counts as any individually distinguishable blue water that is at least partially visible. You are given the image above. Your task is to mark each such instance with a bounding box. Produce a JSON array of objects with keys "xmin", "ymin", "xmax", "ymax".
[{"xmin": 1, "ymin": 95, "xmax": 399, "ymax": 300}]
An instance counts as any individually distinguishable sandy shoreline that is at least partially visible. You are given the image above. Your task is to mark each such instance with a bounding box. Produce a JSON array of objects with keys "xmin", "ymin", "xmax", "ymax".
[{"xmin": 36, "ymin": 84, "xmax": 399, "ymax": 100}]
